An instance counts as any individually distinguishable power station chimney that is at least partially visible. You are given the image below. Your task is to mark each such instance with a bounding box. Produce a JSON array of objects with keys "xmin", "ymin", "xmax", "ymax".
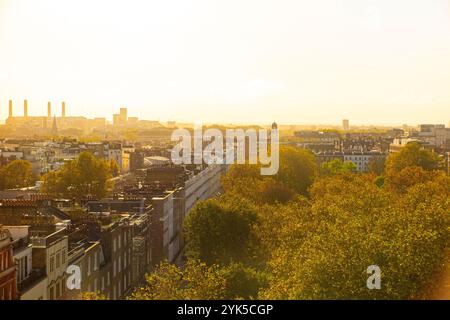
[
  {"xmin": 8, "ymin": 100, "xmax": 13, "ymax": 118},
  {"xmin": 47, "ymin": 102, "xmax": 51, "ymax": 117},
  {"xmin": 61, "ymin": 101, "xmax": 66, "ymax": 117},
  {"xmin": 24, "ymin": 99, "xmax": 28, "ymax": 118}
]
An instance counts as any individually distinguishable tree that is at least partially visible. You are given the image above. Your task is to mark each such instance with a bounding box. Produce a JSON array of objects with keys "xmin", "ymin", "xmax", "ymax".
[
  {"xmin": 260, "ymin": 174, "xmax": 449, "ymax": 299},
  {"xmin": 221, "ymin": 146, "xmax": 317, "ymax": 200},
  {"xmin": 368, "ymin": 157, "xmax": 385, "ymax": 175},
  {"xmin": 221, "ymin": 165, "xmax": 295, "ymax": 205},
  {"xmin": 385, "ymin": 142, "xmax": 441, "ymax": 177},
  {"xmin": 129, "ymin": 260, "xmax": 227, "ymax": 300},
  {"xmin": 221, "ymin": 164, "xmax": 263, "ymax": 202},
  {"xmin": 218, "ymin": 262, "xmax": 268, "ymax": 299},
  {"xmin": 79, "ymin": 292, "xmax": 107, "ymax": 300},
  {"xmin": 41, "ymin": 151, "xmax": 113, "ymax": 199},
  {"xmin": 109, "ymin": 159, "xmax": 120, "ymax": 177},
  {"xmin": 385, "ymin": 165, "xmax": 445, "ymax": 193},
  {"xmin": 275, "ymin": 146, "xmax": 317, "ymax": 195},
  {"xmin": 130, "ymin": 260, "xmax": 267, "ymax": 300},
  {"xmin": 256, "ymin": 178, "xmax": 295, "ymax": 204},
  {"xmin": 320, "ymin": 158, "xmax": 356, "ymax": 176},
  {"xmin": 183, "ymin": 197, "xmax": 260, "ymax": 266},
  {"xmin": 0, "ymin": 159, "xmax": 36, "ymax": 190}
]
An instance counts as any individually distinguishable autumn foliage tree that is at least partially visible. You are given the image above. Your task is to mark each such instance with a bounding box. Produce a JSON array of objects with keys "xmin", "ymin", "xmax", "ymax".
[
  {"xmin": 0, "ymin": 159, "xmax": 36, "ymax": 190},
  {"xmin": 129, "ymin": 260, "xmax": 228, "ymax": 300},
  {"xmin": 183, "ymin": 197, "xmax": 260, "ymax": 266},
  {"xmin": 275, "ymin": 146, "xmax": 317, "ymax": 195},
  {"xmin": 134, "ymin": 141, "xmax": 449, "ymax": 300},
  {"xmin": 41, "ymin": 151, "xmax": 113, "ymax": 199},
  {"xmin": 221, "ymin": 146, "xmax": 317, "ymax": 204},
  {"xmin": 320, "ymin": 158, "xmax": 356, "ymax": 176},
  {"xmin": 385, "ymin": 142, "xmax": 441, "ymax": 176},
  {"xmin": 261, "ymin": 173, "xmax": 449, "ymax": 299}
]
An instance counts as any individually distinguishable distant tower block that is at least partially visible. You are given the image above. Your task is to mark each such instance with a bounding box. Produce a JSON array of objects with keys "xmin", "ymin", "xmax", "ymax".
[
  {"xmin": 24, "ymin": 99, "xmax": 28, "ymax": 117},
  {"xmin": 120, "ymin": 107, "xmax": 127, "ymax": 122},
  {"xmin": 342, "ymin": 119, "xmax": 350, "ymax": 131},
  {"xmin": 47, "ymin": 102, "xmax": 52, "ymax": 117},
  {"xmin": 61, "ymin": 101, "xmax": 66, "ymax": 117},
  {"xmin": 8, "ymin": 100, "xmax": 13, "ymax": 118}
]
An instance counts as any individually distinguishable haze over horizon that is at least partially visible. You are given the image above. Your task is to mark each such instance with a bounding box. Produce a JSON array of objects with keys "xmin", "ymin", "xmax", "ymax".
[{"xmin": 1, "ymin": 0, "xmax": 450, "ymax": 125}]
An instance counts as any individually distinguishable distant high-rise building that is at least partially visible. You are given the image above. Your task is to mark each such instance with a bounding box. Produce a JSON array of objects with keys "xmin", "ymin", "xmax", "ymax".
[
  {"xmin": 62, "ymin": 101, "xmax": 66, "ymax": 117},
  {"xmin": 120, "ymin": 107, "xmax": 128, "ymax": 123},
  {"xmin": 113, "ymin": 114, "xmax": 121, "ymax": 126},
  {"xmin": 113, "ymin": 107, "xmax": 128, "ymax": 126},
  {"xmin": 342, "ymin": 119, "xmax": 350, "ymax": 131},
  {"xmin": 47, "ymin": 102, "xmax": 51, "ymax": 117},
  {"xmin": 23, "ymin": 100, "xmax": 28, "ymax": 118},
  {"xmin": 8, "ymin": 100, "xmax": 13, "ymax": 118}
]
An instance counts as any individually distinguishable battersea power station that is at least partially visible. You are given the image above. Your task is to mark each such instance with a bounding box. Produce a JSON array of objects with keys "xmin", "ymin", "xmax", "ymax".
[{"xmin": 4, "ymin": 100, "xmax": 106, "ymax": 134}]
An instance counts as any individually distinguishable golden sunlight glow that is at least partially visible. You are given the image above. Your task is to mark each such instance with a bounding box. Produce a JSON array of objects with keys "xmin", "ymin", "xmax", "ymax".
[{"xmin": 0, "ymin": 0, "xmax": 449, "ymax": 124}]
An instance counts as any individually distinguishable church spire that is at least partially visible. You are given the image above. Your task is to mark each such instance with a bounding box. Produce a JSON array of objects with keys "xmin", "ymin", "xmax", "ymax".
[{"xmin": 51, "ymin": 115, "xmax": 58, "ymax": 135}]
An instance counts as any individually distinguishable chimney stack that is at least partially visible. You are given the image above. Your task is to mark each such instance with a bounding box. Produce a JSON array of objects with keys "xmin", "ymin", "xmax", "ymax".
[
  {"xmin": 61, "ymin": 101, "xmax": 66, "ymax": 117},
  {"xmin": 47, "ymin": 102, "xmax": 51, "ymax": 117},
  {"xmin": 8, "ymin": 100, "xmax": 13, "ymax": 118},
  {"xmin": 24, "ymin": 99, "xmax": 28, "ymax": 118}
]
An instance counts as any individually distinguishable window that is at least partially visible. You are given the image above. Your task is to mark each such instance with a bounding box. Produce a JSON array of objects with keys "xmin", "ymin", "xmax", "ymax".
[
  {"xmin": 62, "ymin": 250, "xmax": 66, "ymax": 264},
  {"xmin": 56, "ymin": 252, "xmax": 61, "ymax": 268},
  {"xmin": 94, "ymin": 252, "xmax": 98, "ymax": 271},
  {"xmin": 118, "ymin": 256, "xmax": 121, "ymax": 272},
  {"xmin": 113, "ymin": 239, "xmax": 116, "ymax": 252},
  {"xmin": 24, "ymin": 256, "xmax": 28, "ymax": 278},
  {"xmin": 87, "ymin": 256, "xmax": 91, "ymax": 276},
  {"xmin": 50, "ymin": 256, "xmax": 55, "ymax": 272}
]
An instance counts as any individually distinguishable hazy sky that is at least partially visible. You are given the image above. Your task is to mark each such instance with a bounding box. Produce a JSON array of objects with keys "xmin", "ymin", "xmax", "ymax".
[{"xmin": 0, "ymin": 0, "xmax": 449, "ymax": 125}]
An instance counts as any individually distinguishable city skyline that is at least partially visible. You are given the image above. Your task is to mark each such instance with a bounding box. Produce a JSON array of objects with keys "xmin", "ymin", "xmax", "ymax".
[
  {"xmin": 1, "ymin": 0, "xmax": 450, "ymax": 125},
  {"xmin": 2, "ymin": 98, "xmax": 449, "ymax": 128}
]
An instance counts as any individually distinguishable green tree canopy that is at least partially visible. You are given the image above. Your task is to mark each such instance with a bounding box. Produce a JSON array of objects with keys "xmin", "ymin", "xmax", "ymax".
[
  {"xmin": 385, "ymin": 142, "xmax": 441, "ymax": 176},
  {"xmin": 183, "ymin": 197, "xmax": 260, "ymax": 266},
  {"xmin": 275, "ymin": 146, "xmax": 317, "ymax": 195},
  {"xmin": 320, "ymin": 158, "xmax": 356, "ymax": 176},
  {"xmin": 0, "ymin": 159, "xmax": 36, "ymax": 190},
  {"xmin": 260, "ymin": 174, "xmax": 449, "ymax": 299},
  {"xmin": 221, "ymin": 146, "xmax": 317, "ymax": 203},
  {"xmin": 41, "ymin": 151, "xmax": 113, "ymax": 199},
  {"xmin": 130, "ymin": 260, "xmax": 228, "ymax": 300},
  {"xmin": 130, "ymin": 260, "xmax": 267, "ymax": 300}
]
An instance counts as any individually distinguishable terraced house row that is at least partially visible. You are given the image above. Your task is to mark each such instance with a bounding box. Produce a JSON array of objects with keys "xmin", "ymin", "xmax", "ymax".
[{"xmin": 0, "ymin": 162, "xmax": 228, "ymax": 300}]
